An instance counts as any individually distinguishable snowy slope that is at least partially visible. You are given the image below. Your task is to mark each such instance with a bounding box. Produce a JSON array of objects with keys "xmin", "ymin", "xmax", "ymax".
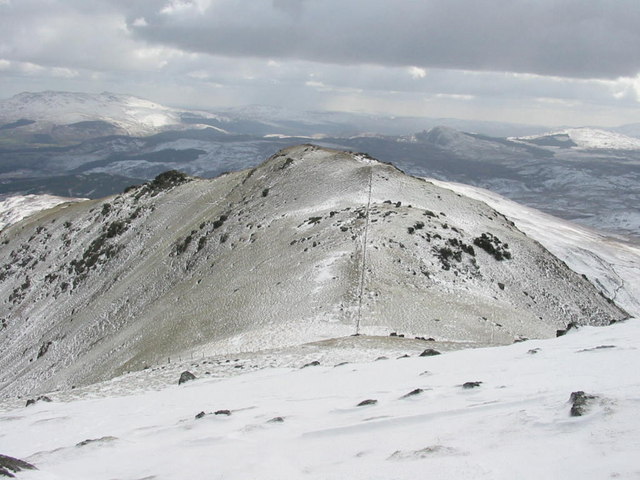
[
  {"xmin": 0, "ymin": 316, "xmax": 638, "ymax": 480},
  {"xmin": 514, "ymin": 128, "xmax": 640, "ymax": 150},
  {"xmin": 0, "ymin": 195, "xmax": 85, "ymax": 231},
  {"xmin": 0, "ymin": 91, "xmax": 221, "ymax": 137},
  {"xmin": 0, "ymin": 146, "xmax": 625, "ymax": 399},
  {"xmin": 430, "ymin": 180, "xmax": 640, "ymax": 317}
]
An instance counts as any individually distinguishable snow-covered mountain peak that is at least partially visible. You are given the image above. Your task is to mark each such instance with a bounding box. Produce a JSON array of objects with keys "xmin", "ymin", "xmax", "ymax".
[
  {"xmin": 0, "ymin": 145, "xmax": 626, "ymax": 398},
  {"xmin": 514, "ymin": 127, "xmax": 640, "ymax": 150},
  {"xmin": 0, "ymin": 91, "xmax": 220, "ymax": 137}
]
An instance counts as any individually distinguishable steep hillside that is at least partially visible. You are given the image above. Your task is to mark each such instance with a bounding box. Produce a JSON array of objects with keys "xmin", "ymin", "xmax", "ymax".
[{"xmin": 0, "ymin": 146, "xmax": 626, "ymax": 398}]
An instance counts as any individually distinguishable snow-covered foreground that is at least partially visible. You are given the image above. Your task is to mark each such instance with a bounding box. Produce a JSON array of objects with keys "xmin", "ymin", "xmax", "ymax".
[{"xmin": 1, "ymin": 318, "xmax": 639, "ymax": 479}]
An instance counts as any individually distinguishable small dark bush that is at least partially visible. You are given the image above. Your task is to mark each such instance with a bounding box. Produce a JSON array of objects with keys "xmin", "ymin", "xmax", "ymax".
[{"xmin": 473, "ymin": 233, "xmax": 511, "ymax": 260}]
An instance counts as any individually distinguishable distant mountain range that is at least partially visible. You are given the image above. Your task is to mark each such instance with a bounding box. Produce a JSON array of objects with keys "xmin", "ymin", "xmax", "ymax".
[{"xmin": 1, "ymin": 91, "xmax": 639, "ymax": 238}]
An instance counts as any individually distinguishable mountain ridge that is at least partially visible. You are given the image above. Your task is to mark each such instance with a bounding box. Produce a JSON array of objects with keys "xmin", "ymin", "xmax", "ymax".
[{"xmin": 0, "ymin": 145, "xmax": 626, "ymax": 398}]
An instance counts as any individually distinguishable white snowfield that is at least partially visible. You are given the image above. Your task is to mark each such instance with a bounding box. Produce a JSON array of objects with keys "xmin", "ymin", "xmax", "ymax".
[
  {"xmin": 0, "ymin": 318, "xmax": 638, "ymax": 480},
  {"xmin": 513, "ymin": 127, "xmax": 640, "ymax": 150}
]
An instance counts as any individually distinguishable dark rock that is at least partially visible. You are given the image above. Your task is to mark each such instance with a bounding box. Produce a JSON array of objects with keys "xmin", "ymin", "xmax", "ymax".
[
  {"xmin": 462, "ymin": 381, "xmax": 483, "ymax": 389},
  {"xmin": 527, "ymin": 348, "xmax": 541, "ymax": 354},
  {"xmin": 420, "ymin": 349, "xmax": 441, "ymax": 357},
  {"xmin": 25, "ymin": 395, "xmax": 52, "ymax": 407},
  {"xmin": 178, "ymin": 371, "xmax": 196, "ymax": 385},
  {"xmin": 267, "ymin": 416, "xmax": 285, "ymax": 423},
  {"xmin": 301, "ymin": 361, "xmax": 320, "ymax": 369},
  {"xmin": 569, "ymin": 391, "xmax": 597, "ymax": 417},
  {"xmin": 76, "ymin": 436, "xmax": 118, "ymax": 447},
  {"xmin": 0, "ymin": 454, "xmax": 37, "ymax": 477},
  {"xmin": 578, "ymin": 345, "xmax": 617, "ymax": 353},
  {"xmin": 401, "ymin": 388, "xmax": 424, "ymax": 399},
  {"xmin": 195, "ymin": 411, "xmax": 206, "ymax": 419},
  {"xmin": 214, "ymin": 410, "xmax": 231, "ymax": 416},
  {"xmin": 389, "ymin": 332, "xmax": 398, "ymax": 337},
  {"xmin": 557, "ymin": 321, "xmax": 579, "ymax": 337},
  {"xmin": 375, "ymin": 356, "xmax": 388, "ymax": 361},
  {"xmin": 334, "ymin": 362, "xmax": 349, "ymax": 367},
  {"xmin": 357, "ymin": 399, "xmax": 378, "ymax": 407},
  {"xmin": 397, "ymin": 354, "xmax": 410, "ymax": 359}
]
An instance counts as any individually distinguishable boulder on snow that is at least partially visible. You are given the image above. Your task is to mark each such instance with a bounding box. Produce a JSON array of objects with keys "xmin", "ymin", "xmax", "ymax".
[
  {"xmin": 178, "ymin": 371, "xmax": 196, "ymax": 385},
  {"xmin": 569, "ymin": 391, "xmax": 597, "ymax": 416},
  {"xmin": 356, "ymin": 399, "xmax": 378, "ymax": 407},
  {"xmin": 0, "ymin": 454, "xmax": 37, "ymax": 477},
  {"xmin": 462, "ymin": 381, "xmax": 483, "ymax": 389},
  {"xmin": 401, "ymin": 388, "xmax": 424, "ymax": 399},
  {"xmin": 301, "ymin": 360, "xmax": 320, "ymax": 369},
  {"xmin": 25, "ymin": 395, "xmax": 52, "ymax": 407},
  {"xmin": 420, "ymin": 349, "xmax": 441, "ymax": 357}
]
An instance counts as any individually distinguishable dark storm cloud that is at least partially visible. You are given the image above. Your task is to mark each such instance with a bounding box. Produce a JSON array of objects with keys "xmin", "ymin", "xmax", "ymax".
[{"xmin": 127, "ymin": 0, "xmax": 640, "ymax": 80}]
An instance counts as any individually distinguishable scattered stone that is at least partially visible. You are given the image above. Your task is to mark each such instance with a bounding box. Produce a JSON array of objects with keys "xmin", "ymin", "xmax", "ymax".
[
  {"xmin": 301, "ymin": 360, "xmax": 320, "ymax": 369},
  {"xmin": 76, "ymin": 436, "xmax": 118, "ymax": 447},
  {"xmin": 420, "ymin": 349, "xmax": 441, "ymax": 357},
  {"xmin": 401, "ymin": 388, "xmax": 424, "ymax": 399},
  {"xmin": 513, "ymin": 336, "xmax": 528, "ymax": 343},
  {"xmin": 195, "ymin": 411, "xmax": 206, "ymax": 419},
  {"xmin": 334, "ymin": 362, "xmax": 349, "ymax": 367},
  {"xmin": 0, "ymin": 454, "xmax": 37, "ymax": 477},
  {"xmin": 214, "ymin": 410, "xmax": 232, "ymax": 416},
  {"xmin": 267, "ymin": 416, "xmax": 285, "ymax": 423},
  {"xmin": 578, "ymin": 345, "xmax": 617, "ymax": 353},
  {"xmin": 357, "ymin": 399, "xmax": 378, "ymax": 407},
  {"xmin": 397, "ymin": 354, "xmax": 410, "ymax": 359},
  {"xmin": 375, "ymin": 356, "xmax": 389, "ymax": 361},
  {"xmin": 569, "ymin": 391, "xmax": 597, "ymax": 417},
  {"xmin": 527, "ymin": 348, "xmax": 541, "ymax": 354},
  {"xmin": 178, "ymin": 371, "xmax": 196, "ymax": 385},
  {"xmin": 25, "ymin": 395, "xmax": 52, "ymax": 407},
  {"xmin": 389, "ymin": 332, "xmax": 398, "ymax": 337},
  {"xmin": 387, "ymin": 445, "xmax": 459, "ymax": 461},
  {"xmin": 462, "ymin": 381, "xmax": 483, "ymax": 389}
]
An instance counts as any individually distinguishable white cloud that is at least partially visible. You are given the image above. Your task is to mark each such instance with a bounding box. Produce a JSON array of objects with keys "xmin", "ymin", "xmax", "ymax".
[
  {"xmin": 132, "ymin": 17, "xmax": 148, "ymax": 27},
  {"xmin": 435, "ymin": 93, "xmax": 474, "ymax": 101},
  {"xmin": 408, "ymin": 66, "xmax": 427, "ymax": 79}
]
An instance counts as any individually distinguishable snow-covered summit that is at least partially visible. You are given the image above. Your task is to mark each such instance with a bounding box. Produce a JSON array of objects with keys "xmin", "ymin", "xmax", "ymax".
[
  {"xmin": 514, "ymin": 128, "xmax": 640, "ymax": 150},
  {"xmin": 0, "ymin": 91, "xmax": 220, "ymax": 137},
  {"xmin": 0, "ymin": 145, "xmax": 626, "ymax": 398}
]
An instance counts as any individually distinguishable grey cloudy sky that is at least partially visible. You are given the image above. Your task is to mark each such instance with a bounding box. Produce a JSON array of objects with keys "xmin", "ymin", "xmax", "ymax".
[{"xmin": 1, "ymin": 0, "xmax": 639, "ymax": 126}]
